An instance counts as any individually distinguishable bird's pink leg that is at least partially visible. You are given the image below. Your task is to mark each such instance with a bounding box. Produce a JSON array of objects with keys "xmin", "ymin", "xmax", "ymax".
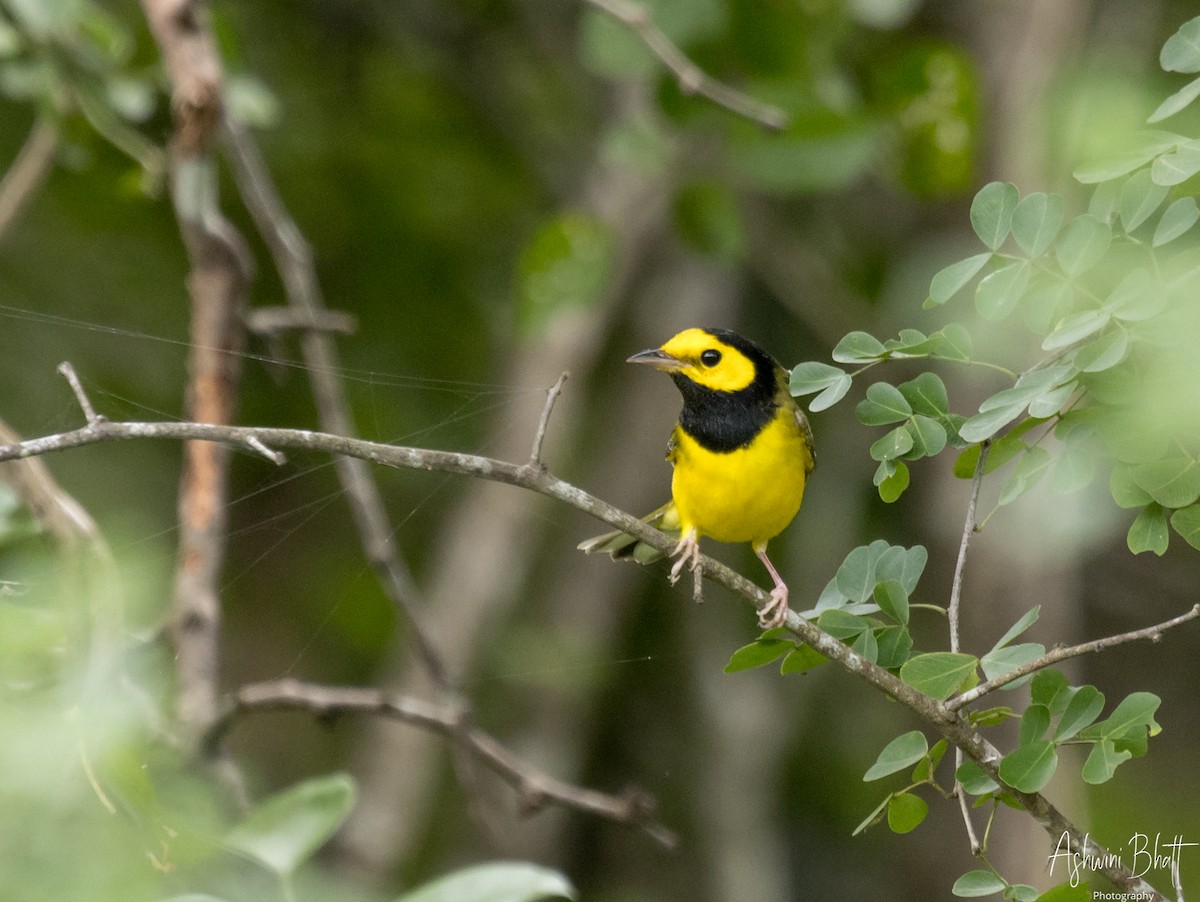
[{"xmin": 755, "ymin": 547, "xmax": 790, "ymax": 629}]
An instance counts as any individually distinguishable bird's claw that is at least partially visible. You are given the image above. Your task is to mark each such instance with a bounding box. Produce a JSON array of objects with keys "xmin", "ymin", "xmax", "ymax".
[
  {"xmin": 757, "ymin": 584, "xmax": 790, "ymax": 630},
  {"xmin": 668, "ymin": 530, "xmax": 700, "ymax": 586}
]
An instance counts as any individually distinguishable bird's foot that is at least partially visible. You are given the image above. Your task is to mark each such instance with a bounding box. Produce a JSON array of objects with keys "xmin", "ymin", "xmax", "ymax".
[
  {"xmin": 758, "ymin": 584, "xmax": 789, "ymax": 630},
  {"xmin": 668, "ymin": 529, "xmax": 700, "ymax": 586}
]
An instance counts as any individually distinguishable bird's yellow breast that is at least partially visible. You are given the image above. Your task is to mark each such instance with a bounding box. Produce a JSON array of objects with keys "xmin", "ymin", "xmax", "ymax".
[{"xmin": 669, "ymin": 405, "xmax": 811, "ymax": 549}]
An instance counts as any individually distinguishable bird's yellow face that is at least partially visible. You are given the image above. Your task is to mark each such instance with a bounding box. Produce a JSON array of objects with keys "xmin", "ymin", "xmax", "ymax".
[{"xmin": 627, "ymin": 328, "xmax": 758, "ymax": 393}]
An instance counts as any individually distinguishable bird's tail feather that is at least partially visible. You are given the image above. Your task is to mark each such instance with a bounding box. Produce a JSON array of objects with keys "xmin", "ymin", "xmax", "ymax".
[{"xmin": 576, "ymin": 501, "xmax": 680, "ymax": 564}]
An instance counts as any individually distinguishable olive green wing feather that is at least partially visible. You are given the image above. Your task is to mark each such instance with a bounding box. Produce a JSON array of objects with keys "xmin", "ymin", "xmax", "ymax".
[{"xmin": 576, "ymin": 500, "xmax": 681, "ymax": 564}]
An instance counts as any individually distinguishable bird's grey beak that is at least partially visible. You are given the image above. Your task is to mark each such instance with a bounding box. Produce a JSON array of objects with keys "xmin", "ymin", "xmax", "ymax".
[{"xmin": 626, "ymin": 348, "xmax": 686, "ymax": 371}]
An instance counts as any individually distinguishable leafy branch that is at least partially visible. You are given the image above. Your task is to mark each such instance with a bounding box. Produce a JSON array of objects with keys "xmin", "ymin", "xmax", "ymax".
[{"xmin": 0, "ymin": 373, "xmax": 1172, "ymax": 898}]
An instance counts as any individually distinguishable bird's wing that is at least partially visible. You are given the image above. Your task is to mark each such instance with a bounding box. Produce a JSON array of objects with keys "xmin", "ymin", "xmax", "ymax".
[{"xmin": 795, "ymin": 406, "xmax": 816, "ymax": 475}]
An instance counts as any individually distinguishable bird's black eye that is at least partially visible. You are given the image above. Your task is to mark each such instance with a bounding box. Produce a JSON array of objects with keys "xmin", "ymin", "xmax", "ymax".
[{"xmin": 700, "ymin": 349, "xmax": 722, "ymax": 367}]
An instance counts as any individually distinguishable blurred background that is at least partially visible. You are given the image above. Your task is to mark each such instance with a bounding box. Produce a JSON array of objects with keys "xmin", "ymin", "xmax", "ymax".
[{"xmin": 1, "ymin": 0, "xmax": 1199, "ymax": 899}]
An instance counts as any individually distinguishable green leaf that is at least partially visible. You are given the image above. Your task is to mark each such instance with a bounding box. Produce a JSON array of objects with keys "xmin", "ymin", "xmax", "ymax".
[
  {"xmin": 952, "ymin": 870, "xmax": 1007, "ymax": 897},
  {"xmin": 971, "ymin": 181, "xmax": 1019, "ymax": 250},
  {"xmin": 998, "ymin": 447, "xmax": 1053, "ymax": 506},
  {"xmin": 900, "ymin": 652, "xmax": 978, "ymax": 700},
  {"xmin": 1021, "ymin": 278, "xmax": 1074, "ymax": 336},
  {"xmin": 1151, "ymin": 141, "xmax": 1200, "ymax": 186},
  {"xmin": 1106, "ymin": 267, "xmax": 1161, "ymax": 321},
  {"xmin": 1073, "ymin": 131, "xmax": 1183, "ymax": 183},
  {"xmin": 780, "ymin": 644, "xmax": 827, "ymax": 675},
  {"xmin": 913, "ymin": 738, "xmax": 948, "ymax": 783},
  {"xmin": 1027, "ymin": 381, "xmax": 1076, "ymax": 419},
  {"xmin": 937, "ymin": 322, "xmax": 974, "ymax": 360},
  {"xmin": 396, "ymin": 862, "xmax": 577, "ymax": 902},
  {"xmin": 874, "ymin": 625, "xmax": 913, "ymax": 669},
  {"xmin": 981, "ymin": 643, "xmax": 1045, "ymax": 687},
  {"xmin": 956, "ymin": 760, "xmax": 1000, "ymax": 795},
  {"xmin": 852, "ymin": 627, "xmax": 879, "ymax": 663},
  {"xmin": 958, "ymin": 402, "xmax": 1028, "ymax": 444},
  {"xmin": 833, "ymin": 330, "xmax": 887, "ymax": 363},
  {"xmin": 1054, "ymin": 214, "xmax": 1111, "ymax": 277},
  {"xmin": 1035, "ymin": 883, "xmax": 1092, "ymax": 902},
  {"xmin": 1131, "ymin": 457, "xmax": 1200, "ymax": 507},
  {"xmin": 1085, "ymin": 691, "xmax": 1162, "ymax": 740},
  {"xmin": 1073, "ymin": 329, "xmax": 1129, "ymax": 373},
  {"xmin": 1153, "ymin": 196, "xmax": 1200, "ymax": 246},
  {"xmin": 928, "ymin": 252, "xmax": 991, "ymax": 306},
  {"xmin": 863, "ymin": 730, "xmax": 928, "ymax": 781},
  {"xmin": 851, "ymin": 793, "xmax": 893, "ymax": 837},
  {"xmin": 884, "ymin": 328, "xmax": 941, "ymax": 357},
  {"xmin": 871, "ymin": 425, "xmax": 915, "ymax": 462},
  {"xmin": 873, "ymin": 544, "xmax": 928, "ymax": 594},
  {"xmin": 1148, "ymin": 74, "xmax": 1200, "ymax": 123},
  {"xmin": 1019, "ymin": 703, "xmax": 1051, "ymax": 745},
  {"xmin": 226, "ymin": 773, "xmax": 357, "ymax": 877},
  {"xmin": 790, "ymin": 362, "xmax": 852, "ymax": 412},
  {"xmin": 1161, "ymin": 16, "xmax": 1200, "ymax": 73},
  {"xmin": 1081, "ymin": 739, "xmax": 1132, "ymax": 785},
  {"xmin": 1012, "ymin": 192, "xmax": 1064, "ymax": 257},
  {"xmin": 1031, "ymin": 669, "xmax": 1069, "ymax": 708},
  {"xmin": 999, "ymin": 741, "xmax": 1058, "ymax": 792},
  {"xmin": 991, "ymin": 606, "xmax": 1040, "ymax": 649},
  {"xmin": 1170, "ymin": 503, "xmax": 1200, "ymax": 549},
  {"xmin": 1042, "ymin": 308, "xmax": 1111, "ymax": 350},
  {"xmin": 818, "ymin": 608, "xmax": 870, "ymax": 639},
  {"xmin": 724, "ymin": 638, "xmax": 795, "ymax": 672},
  {"xmin": 887, "ymin": 792, "xmax": 928, "ymax": 834},
  {"xmin": 1127, "ymin": 503, "xmax": 1170, "ymax": 556},
  {"xmin": 906, "ymin": 415, "xmax": 948, "ymax": 459},
  {"xmin": 835, "ymin": 543, "xmax": 883, "ymax": 602},
  {"xmin": 1118, "ymin": 168, "xmax": 1169, "ymax": 232},
  {"xmin": 1007, "ymin": 886, "xmax": 1039, "ymax": 902},
  {"xmin": 873, "ymin": 579, "xmax": 909, "ymax": 626},
  {"xmin": 1110, "ymin": 463, "xmax": 1154, "ymax": 508},
  {"xmin": 1113, "ymin": 723, "xmax": 1151, "ymax": 757},
  {"xmin": 857, "ymin": 382, "xmax": 913, "ymax": 425},
  {"xmin": 789, "ymin": 361, "xmax": 847, "ymax": 396},
  {"xmin": 969, "ymin": 706, "xmax": 1016, "ymax": 727},
  {"xmin": 898, "ymin": 372, "xmax": 949, "ymax": 417},
  {"xmin": 976, "ymin": 259, "xmax": 1032, "ymax": 321},
  {"xmin": 1054, "ymin": 685, "xmax": 1105, "ymax": 741},
  {"xmin": 876, "ymin": 458, "xmax": 910, "ymax": 503}
]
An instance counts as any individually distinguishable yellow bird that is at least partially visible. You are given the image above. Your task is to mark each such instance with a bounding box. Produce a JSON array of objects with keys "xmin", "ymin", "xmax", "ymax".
[{"xmin": 579, "ymin": 327, "xmax": 815, "ymax": 628}]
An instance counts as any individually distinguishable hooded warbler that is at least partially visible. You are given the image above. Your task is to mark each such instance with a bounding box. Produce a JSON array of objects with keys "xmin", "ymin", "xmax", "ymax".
[{"xmin": 579, "ymin": 327, "xmax": 814, "ymax": 628}]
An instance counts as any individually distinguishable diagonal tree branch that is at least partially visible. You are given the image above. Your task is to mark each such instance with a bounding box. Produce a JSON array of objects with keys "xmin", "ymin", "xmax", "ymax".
[
  {"xmin": 581, "ymin": 0, "xmax": 787, "ymax": 130},
  {"xmin": 0, "ymin": 117, "xmax": 58, "ymax": 243},
  {"xmin": 210, "ymin": 678, "xmax": 677, "ymax": 848},
  {"xmin": 948, "ymin": 604, "xmax": 1200, "ymax": 711},
  {"xmin": 0, "ymin": 414, "xmax": 1177, "ymax": 900},
  {"xmin": 218, "ymin": 114, "xmax": 451, "ymax": 690}
]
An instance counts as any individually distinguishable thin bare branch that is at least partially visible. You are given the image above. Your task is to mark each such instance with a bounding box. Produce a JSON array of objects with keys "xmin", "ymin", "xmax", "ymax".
[
  {"xmin": 139, "ymin": 2, "xmax": 251, "ymax": 799},
  {"xmin": 528, "ymin": 371, "xmax": 569, "ymax": 468},
  {"xmin": 0, "ymin": 117, "xmax": 58, "ymax": 243},
  {"xmin": 581, "ymin": 0, "xmax": 788, "ymax": 130},
  {"xmin": 0, "ymin": 418, "xmax": 1169, "ymax": 899},
  {"xmin": 949, "ymin": 443, "xmax": 988, "ymax": 852},
  {"xmin": 950, "ymin": 443, "xmax": 988, "ymax": 655},
  {"xmin": 949, "ymin": 604, "xmax": 1200, "ymax": 711},
  {"xmin": 212, "ymin": 678, "xmax": 677, "ymax": 848},
  {"xmin": 57, "ymin": 362, "xmax": 103, "ymax": 427},
  {"xmin": 219, "ymin": 114, "xmax": 450, "ymax": 691}
]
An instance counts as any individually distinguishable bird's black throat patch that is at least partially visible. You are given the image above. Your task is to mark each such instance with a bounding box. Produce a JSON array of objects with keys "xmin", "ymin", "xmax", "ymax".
[{"xmin": 671, "ymin": 331, "xmax": 780, "ymax": 453}]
